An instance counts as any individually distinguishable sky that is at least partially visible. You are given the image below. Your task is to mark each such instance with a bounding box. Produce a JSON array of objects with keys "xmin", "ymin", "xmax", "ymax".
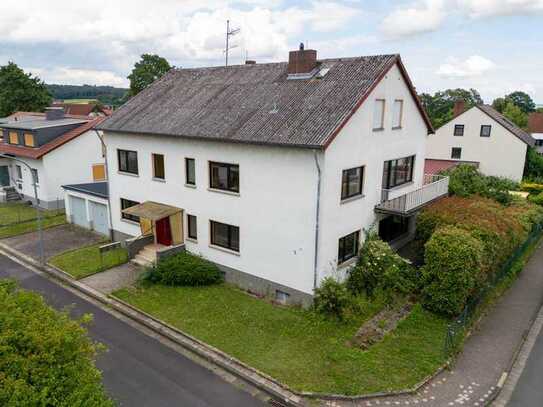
[{"xmin": 0, "ymin": 0, "xmax": 542, "ymax": 103}]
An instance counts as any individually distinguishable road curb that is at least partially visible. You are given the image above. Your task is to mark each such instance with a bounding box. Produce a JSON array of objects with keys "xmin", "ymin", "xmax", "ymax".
[{"xmin": 0, "ymin": 241, "xmax": 450, "ymax": 406}]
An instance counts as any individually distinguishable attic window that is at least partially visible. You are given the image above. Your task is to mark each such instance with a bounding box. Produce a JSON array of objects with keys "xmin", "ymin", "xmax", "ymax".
[{"xmin": 315, "ymin": 67, "xmax": 330, "ymax": 78}]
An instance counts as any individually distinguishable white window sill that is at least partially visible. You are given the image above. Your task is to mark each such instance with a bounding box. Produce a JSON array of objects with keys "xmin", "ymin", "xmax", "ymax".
[
  {"xmin": 392, "ymin": 126, "xmax": 402, "ymax": 130},
  {"xmin": 152, "ymin": 177, "xmax": 166, "ymax": 183},
  {"xmin": 185, "ymin": 183, "xmax": 196, "ymax": 189},
  {"xmin": 207, "ymin": 188, "xmax": 240, "ymax": 197},
  {"xmin": 118, "ymin": 171, "xmax": 139, "ymax": 177},
  {"xmin": 337, "ymin": 256, "xmax": 357, "ymax": 270},
  {"xmin": 186, "ymin": 237, "xmax": 198, "ymax": 243},
  {"xmin": 385, "ymin": 181, "xmax": 414, "ymax": 192},
  {"xmin": 373, "ymin": 127, "xmax": 385, "ymax": 132},
  {"xmin": 209, "ymin": 244, "xmax": 240, "ymax": 256},
  {"xmin": 120, "ymin": 218, "xmax": 140, "ymax": 226},
  {"xmin": 340, "ymin": 194, "xmax": 365, "ymax": 205}
]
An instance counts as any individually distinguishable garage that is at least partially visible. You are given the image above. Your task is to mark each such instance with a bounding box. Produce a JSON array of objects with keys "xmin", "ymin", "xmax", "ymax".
[{"xmin": 62, "ymin": 182, "xmax": 110, "ymax": 237}]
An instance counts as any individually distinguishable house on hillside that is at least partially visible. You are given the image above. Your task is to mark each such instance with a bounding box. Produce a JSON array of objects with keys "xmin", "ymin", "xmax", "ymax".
[
  {"xmin": 0, "ymin": 107, "xmax": 107, "ymax": 213},
  {"xmin": 528, "ymin": 112, "xmax": 543, "ymax": 154},
  {"xmin": 426, "ymin": 101, "xmax": 535, "ymax": 181},
  {"xmin": 97, "ymin": 45, "xmax": 449, "ymax": 304}
]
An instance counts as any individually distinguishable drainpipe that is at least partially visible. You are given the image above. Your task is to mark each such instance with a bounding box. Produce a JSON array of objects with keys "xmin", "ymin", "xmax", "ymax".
[
  {"xmin": 94, "ymin": 129, "xmax": 115, "ymax": 242},
  {"xmin": 313, "ymin": 151, "xmax": 322, "ymax": 291}
]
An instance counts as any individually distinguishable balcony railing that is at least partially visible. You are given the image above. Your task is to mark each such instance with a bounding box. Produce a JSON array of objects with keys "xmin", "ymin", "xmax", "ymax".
[{"xmin": 375, "ymin": 174, "xmax": 449, "ymax": 215}]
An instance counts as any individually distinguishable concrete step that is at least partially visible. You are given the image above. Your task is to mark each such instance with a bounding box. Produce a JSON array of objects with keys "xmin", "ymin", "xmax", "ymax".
[
  {"xmin": 131, "ymin": 257, "xmax": 153, "ymax": 268},
  {"xmin": 139, "ymin": 249, "xmax": 157, "ymax": 261}
]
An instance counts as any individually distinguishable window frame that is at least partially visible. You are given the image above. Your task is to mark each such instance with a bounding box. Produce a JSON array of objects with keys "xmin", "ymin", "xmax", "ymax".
[
  {"xmin": 451, "ymin": 147, "xmax": 462, "ymax": 159},
  {"xmin": 382, "ymin": 155, "xmax": 415, "ymax": 189},
  {"xmin": 454, "ymin": 124, "xmax": 465, "ymax": 137},
  {"xmin": 480, "ymin": 125, "xmax": 492, "ymax": 137},
  {"xmin": 210, "ymin": 220, "xmax": 240, "ymax": 252},
  {"xmin": 341, "ymin": 166, "xmax": 364, "ymax": 201},
  {"xmin": 187, "ymin": 214, "xmax": 198, "ymax": 240},
  {"xmin": 338, "ymin": 230, "xmax": 360, "ymax": 265},
  {"xmin": 120, "ymin": 198, "xmax": 140, "ymax": 223},
  {"xmin": 24, "ymin": 133, "xmax": 35, "ymax": 147},
  {"xmin": 185, "ymin": 158, "xmax": 196, "ymax": 186},
  {"xmin": 117, "ymin": 149, "xmax": 139, "ymax": 175},
  {"xmin": 152, "ymin": 153, "xmax": 165, "ymax": 180},
  {"xmin": 8, "ymin": 131, "xmax": 19, "ymax": 145},
  {"xmin": 15, "ymin": 165, "xmax": 22, "ymax": 180},
  {"xmin": 31, "ymin": 168, "xmax": 39, "ymax": 185},
  {"xmin": 392, "ymin": 99, "xmax": 404, "ymax": 129},
  {"xmin": 373, "ymin": 99, "xmax": 386, "ymax": 131},
  {"xmin": 209, "ymin": 161, "xmax": 239, "ymax": 193}
]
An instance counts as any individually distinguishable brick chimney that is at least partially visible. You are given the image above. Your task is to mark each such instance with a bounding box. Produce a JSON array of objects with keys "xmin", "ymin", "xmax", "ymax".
[
  {"xmin": 288, "ymin": 43, "xmax": 317, "ymax": 75},
  {"xmin": 453, "ymin": 100, "xmax": 466, "ymax": 118},
  {"xmin": 45, "ymin": 107, "xmax": 65, "ymax": 120}
]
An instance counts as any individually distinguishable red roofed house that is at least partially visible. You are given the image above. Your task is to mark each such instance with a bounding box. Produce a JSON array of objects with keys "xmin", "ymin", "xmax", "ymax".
[
  {"xmin": 0, "ymin": 107, "xmax": 107, "ymax": 218},
  {"xmin": 528, "ymin": 112, "xmax": 543, "ymax": 153}
]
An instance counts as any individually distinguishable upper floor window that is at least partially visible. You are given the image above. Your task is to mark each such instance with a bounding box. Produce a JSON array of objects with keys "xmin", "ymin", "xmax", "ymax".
[
  {"xmin": 341, "ymin": 166, "xmax": 364, "ymax": 200},
  {"xmin": 8, "ymin": 131, "xmax": 19, "ymax": 145},
  {"xmin": 392, "ymin": 99, "xmax": 404, "ymax": 128},
  {"xmin": 536, "ymin": 139, "xmax": 543, "ymax": 147},
  {"xmin": 382, "ymin": 155, "xmax": 415, "ymax": 189},
  {"xmin": 31, "ymin": 169, "xmax": 39, "ymax": 184},
  {"xmin": 338, "ymin": 230, "xmax": 360, "ymax": 265},
  {"xmin": 92, "ymin": 164, "xmax": 106, "ymax": 181},
  {"xmin": 480, "ymin": 125, "xmax": 491, "ymax": 137},
  {"xmin": 120, "ymin": 198, "xmax": 140, "ymax": 223},
  {"xmin": 185, "ymin": 158, "xmax": 195, "ymax": 185},
  {"xmin": 454, "ymin": 124, "xmax": 464, "ymax": 137},
  {"xmin": 209, "ymin": 161, "xmax": 239, "ymax": 193},
  {"xmin": 210, "ymin": 220, "xmax": 239, "ymax": 252},
  {"xmin": 152, "ymin": 153, "xmax": 165, "ymax": 180},
  {"xmin": 24, "ymin": 133, "xmax": 35, "ymax": 147},
  {"xmin": 451, "ymin": 147, "xmax": 462, "ymax": 159},
  {"xmin": 373, "ymin": 99, "xmax": 385, "ymax": 130},
  {"xmin": 118, "ymin": 149, "xmax": 138, "ymax": 175}
]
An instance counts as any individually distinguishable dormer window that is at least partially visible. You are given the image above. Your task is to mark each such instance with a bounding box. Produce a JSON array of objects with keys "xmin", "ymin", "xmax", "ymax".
[
  {"xmin": 8, "ymin": 131, "xmax": 19, "ymax": 145},
  {"xmin": 24, "ymin": 133, "xmax": 35, "ymax": 147}
]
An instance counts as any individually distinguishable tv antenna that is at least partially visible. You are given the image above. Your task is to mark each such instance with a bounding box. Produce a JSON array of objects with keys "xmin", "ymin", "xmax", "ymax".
[{"xmin": 225, "ymin": 19, "xmax": 240, "ymax": 67}]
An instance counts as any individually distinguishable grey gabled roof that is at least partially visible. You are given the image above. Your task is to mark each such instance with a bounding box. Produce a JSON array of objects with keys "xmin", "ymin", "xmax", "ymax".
[
  {"xmin": 476, "ymin": 105, "xmax": 535, "ymax": 147},
  {"xmin": 98, "ymin": 54, "xmax": 433, "ymax": 148},
  {"xmin": 62, "ymin": 182, "xmax": 108, "ymax": 199}
]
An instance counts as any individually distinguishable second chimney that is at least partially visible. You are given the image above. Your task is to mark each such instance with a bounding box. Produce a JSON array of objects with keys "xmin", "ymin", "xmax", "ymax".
[
  {"xmin": 453, "ymin": 100, "xmax": 466, "ymax": 118},
  {"xmin": 45, "ymin": 107, "xmax": 65, "ymax": 121},
  {"xmin": 288, "ymin": 43, "xmax": 317, "ymax": 75}
]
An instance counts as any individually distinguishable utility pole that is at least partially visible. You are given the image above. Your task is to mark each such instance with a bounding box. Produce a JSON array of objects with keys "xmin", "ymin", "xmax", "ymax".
[{"xmin": 225, "ymin": 19, "xmax": 240, "ymax": 67}]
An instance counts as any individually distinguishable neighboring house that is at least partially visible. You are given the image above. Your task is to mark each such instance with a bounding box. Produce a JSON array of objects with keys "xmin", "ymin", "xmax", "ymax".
[
  {"xmin": 52, "ymin": 102, "xmax": 112, "ymax": 117},
  {"xmin": 426, "ymin": 102, "xmax": 535, "ymax": 181},
  {"xmin": 98, "ymin": 45, "xmax": 448, "ymax": 305},
  {"xmin": 528, "ymin": 112, "xmax": 543, "ymax": 154},
  {"xmin": 0, "ymin": 107, "xmax": 106, "ymax": 209}
]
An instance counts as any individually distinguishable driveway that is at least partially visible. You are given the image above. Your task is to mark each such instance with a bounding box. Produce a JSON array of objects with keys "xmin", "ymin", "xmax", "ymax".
[
  {"xmin": 2, "ymin": 224, "xmax": 103, "ymax": 260},
  {"xmin": 0, "ymin": 253, "xmax": 266, "ymax": 406}
]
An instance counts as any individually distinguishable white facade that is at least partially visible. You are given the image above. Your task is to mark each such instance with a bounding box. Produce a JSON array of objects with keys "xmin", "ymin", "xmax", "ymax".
[
  {"xmin": 105, "ymin": 62, "xmax": 430, "ymax": 299},
  {"xmin": 426, "ymin": 107, "xmax": 528, "ymax": 181},
  {"xmin": 64, "ymin": 189, "xmax": 110, "ymax": 235},
  {"xmin": 2, "ymin": 130, "xmax": 104, "ymax": 208}
]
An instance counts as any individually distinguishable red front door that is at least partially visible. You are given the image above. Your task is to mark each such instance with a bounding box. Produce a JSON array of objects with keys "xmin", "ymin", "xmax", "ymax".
[{"xmin": 156, "ymin": 217, "xmax": 172, "ymax": 246}]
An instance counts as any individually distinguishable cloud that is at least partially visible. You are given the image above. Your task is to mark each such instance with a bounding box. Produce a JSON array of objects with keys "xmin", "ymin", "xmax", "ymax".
[
  {"xmin": 26, "ymin": 67, "xmax": 128, "ymax": 87},
  {"xmin": 457, "ymin": 0, "xmax": 543, "ymax": 18},
  {"xmin": 436, "ymin": 55, "xmax": 495, "ymax": 78},
  {"xmin": 380, "ymin": 0, "xmax": 446, "ymax": 38}
]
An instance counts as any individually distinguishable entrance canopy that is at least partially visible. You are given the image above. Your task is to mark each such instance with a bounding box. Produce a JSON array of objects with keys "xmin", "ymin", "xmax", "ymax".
[{"xmin": 122, "ymin": 201, "xmax": 181, "ymax": 221}]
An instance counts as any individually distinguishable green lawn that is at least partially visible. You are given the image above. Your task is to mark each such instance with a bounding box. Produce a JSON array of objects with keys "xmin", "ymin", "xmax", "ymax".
[
  {"xmin": 50, "ymin": 243, "xmax": 128, "ymax": 279},
  {"xmin": 0, "ymin": 214, "xmax": 66, "ymax": 239},
  {"xmin": 0, "ymin": 203, "xmax": 64, "ymax": 226},
  {"xmin": 114, "ymin": 284, "xmax": 447, "ymax": 395}
]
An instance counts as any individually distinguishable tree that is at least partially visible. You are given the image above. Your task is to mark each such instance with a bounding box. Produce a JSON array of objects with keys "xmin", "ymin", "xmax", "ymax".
[
  {"xmin": 0, "ymin": 280, "xmax": 113, "ymax": 406},
  {"xmin": 127, "ymin": 54, "xmax": 171, "ymax": 97},
  {"xmin": 420, "ymin": 88, "xmax": 483, "ymax": 129},
  {"xmin": 0, "ymin": 62, "xmax": 52, "ymax": 117},
  {"xmin": 505, "ymin": 91, "xmax": 535, "ymax": 114},
  {"xmin": 503, "ymin": 102, "xmax": 528, "ymax": 128},
  {"xmin": 491, "ymin": 97, "xmax": 507, "ymax": 113}
]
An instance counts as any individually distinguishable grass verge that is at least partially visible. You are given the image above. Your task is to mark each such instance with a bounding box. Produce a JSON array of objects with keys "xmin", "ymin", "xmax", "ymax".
[
  {"xmin": 0, "ymin": 215, "xmax": 66, "ymax": 239},
  {"xmin": 113, "ymin": 284, "xmax": 447, "ymax": 395},
  {"xmin": 0, "ymin": 203, "xmax": 64, "ymax": 226},
  {"xmin": 50, "ymin": 243, "xmax": 128, "ymax": 279}
]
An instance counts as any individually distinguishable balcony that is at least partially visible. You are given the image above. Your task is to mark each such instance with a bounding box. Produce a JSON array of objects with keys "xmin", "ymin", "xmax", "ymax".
[{"xmin": 375, "ymin": 174, "xmax": 449, "ymax": 216}]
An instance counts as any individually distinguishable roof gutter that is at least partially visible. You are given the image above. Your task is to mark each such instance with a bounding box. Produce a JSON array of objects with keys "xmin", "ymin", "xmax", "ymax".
[
  {"xmin": 94, "ymin": 129, "xmax": 115, "ymax": 242},
  {"xmin": 313, "ymin": 150, "xmax": 322, "ymax": 291}
]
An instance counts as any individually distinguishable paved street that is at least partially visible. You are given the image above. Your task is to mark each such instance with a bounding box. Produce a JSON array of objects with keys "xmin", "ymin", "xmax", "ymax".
[{"xmin": 0, "ymin": 253, "xmax": 266, "ymax": 407}]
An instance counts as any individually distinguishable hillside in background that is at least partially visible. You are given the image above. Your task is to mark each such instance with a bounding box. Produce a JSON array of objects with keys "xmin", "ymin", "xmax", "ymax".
[{"xmin": 46, "ymin": 84, "xmax": 128, "ymax": 107}]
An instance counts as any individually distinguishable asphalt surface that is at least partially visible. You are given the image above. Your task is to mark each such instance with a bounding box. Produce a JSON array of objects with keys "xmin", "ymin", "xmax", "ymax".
[
  {"xmin": 508, "ymin": 323, "xmax": 543, "ymax": 406},
  {"xmin": 0, "ymin": 253, "xmax": 266, "ymax": 407}
]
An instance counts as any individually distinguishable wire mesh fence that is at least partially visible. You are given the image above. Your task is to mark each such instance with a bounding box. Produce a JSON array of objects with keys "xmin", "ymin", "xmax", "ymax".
[
  {"xmin": 0, "ymin": 200, "xmax": 65, "ymax": 227},
  {"xmin": 444, "ymin": 222, "xmax": 543, "ymax": 358}
]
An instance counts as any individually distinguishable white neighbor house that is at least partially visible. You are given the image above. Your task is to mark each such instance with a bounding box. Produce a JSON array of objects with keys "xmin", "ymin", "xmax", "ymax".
[
  {"xmin": 98, "ymin": 46, "xmax": 448, "ymax": 305},
  {"xmin": 426, "ymin": 103, "xmax": 535, "ymax": 181},
  {"xmin": 0, "ymin": 109, "xmax": 107, "ymax": 209}
]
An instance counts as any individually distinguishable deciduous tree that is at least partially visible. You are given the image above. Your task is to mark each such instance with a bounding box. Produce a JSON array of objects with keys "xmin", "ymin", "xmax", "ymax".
[{"xmin": 127, "ymin": 54, "xmax": 172, "ymax": 97}]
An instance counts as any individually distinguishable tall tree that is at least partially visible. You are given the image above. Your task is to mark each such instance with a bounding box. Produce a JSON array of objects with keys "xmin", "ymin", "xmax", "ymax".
[
  {"xmin": 420, "ymin": 88, "xmax": 483, "ymax": 129},
  {"xmin": 491, "ymin": 97, "xmax": 507, "ymax": 113},
  {"xmin": 503, "ymin": 102, "xmax": 528, "ymax": 128},
  {"xmin": 0, "ymin": 62, "xmax": 52, "ymax": 117},
  {"xmin": 127, "ymin": 54, "xmax": 171, "ymax": 97},
  {"xmin": 504, "ymin": 91, "xmax": 536, "ymax": 114}
]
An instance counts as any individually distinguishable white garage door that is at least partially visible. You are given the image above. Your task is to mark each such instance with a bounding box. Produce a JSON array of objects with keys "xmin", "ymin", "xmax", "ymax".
[
  {"xmin": 69, "ymin": 196, "xmax": 87, "ymax": 228},
  {"xmin": 89, "ymin": 201, "xmax": 109, "ymax": 236}
]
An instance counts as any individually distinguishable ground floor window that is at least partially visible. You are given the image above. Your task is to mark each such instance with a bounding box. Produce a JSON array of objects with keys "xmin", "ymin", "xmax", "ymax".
[
  {"xmin": 338, "ymin": 230, "xmax": 360, "ymax": 265},
  {"xmin": 378, "ymin": 215, "xmax": 409, "ymax": 242},
  {"xmin": 120, "ymin": 198, "xmax": 140, "ymax": 223},
  {"xmin": 210, "ymin": 220, "xmax": 239, "ymax": 252},
  {"xmin": 187, "ymin": 214, "xmax": 197, "ymax": 240}
]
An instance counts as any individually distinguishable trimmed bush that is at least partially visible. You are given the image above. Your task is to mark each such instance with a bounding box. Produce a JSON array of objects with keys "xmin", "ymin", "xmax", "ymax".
[
  {"xmin": 421, "ymin": 227, "xmax": 484, "ymax": 316},
  {"xmin": 521, "ymin": 182, "xmax": 543, "ymax": 194},
  {"xmin": 143, "ymin": 251, "xmax": 222, "ymax": 286},
  {"xmin": 528, "ymin": 191, "xmax": 543, "ymax": 206},
  {"xmin": 0, "ymin": 279, "xmax": 113, "ymax": 406},
  {"xmin": 314, "ymin": 277, "xmax": 350, "ymax": 320}
]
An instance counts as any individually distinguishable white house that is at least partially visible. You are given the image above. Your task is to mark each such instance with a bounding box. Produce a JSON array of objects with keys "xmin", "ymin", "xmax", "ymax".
[
  {"xmin": 98, "ymin": 46, "xmax": 448, "ymax": 305},
  {"xmin": 426, "ymin": 102, "xmax": 535, "ymax": 181},
  {"xmin": 0, "ymin": 108, "xmax": 106, "ymax": 209}
]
